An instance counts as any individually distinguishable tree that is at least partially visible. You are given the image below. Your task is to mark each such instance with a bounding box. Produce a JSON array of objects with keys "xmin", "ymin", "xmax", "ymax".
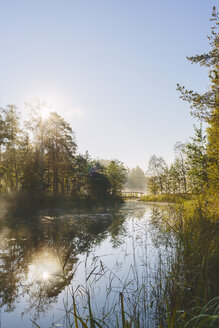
[
  {"xmin": 0, "ymin": 108, "xmax": 7, "ymax": 156},
  {"xmin": 70, "ymin": 153, "xmax": 90, "ymax": 198},
  {"xmin": 87, "ymin": 162, "xmax": 111, "ymax": 200},
  {"xmin": 25, "ymin": 99, "xmax": 48, "ymax": 195},
  {"xmin": 19, "ymin": 133, "xmax": 42, "ymax": 194},
  {"xmin": 147, "ymin": 176, "xmax": 160, "ymax": 195},
  {"xmin": 174, "ymin": 142, "xmax": 187, "ymax": 193},
  {"xmin": 184, "ymin": 125, "xmax": 209, "ymax": 193},
  {"xmin": 177, "ymin": 7, "xmax": 219, "ymax": 194},
  {"xmin": 44, "ymin": 112, "xmax": 77, "ymax": 197},
  {"xmin": 147, "ymin": 155, "xmax": 168, "ymax": 194},
  {"xmin": 177, "ymin": 7, "xmax": 218, "ymax": 122},
  {"xmin": 126, "ymin": 166, "xmax": 147, "ymax": 191},
  {"xmin": 0, "ymin": 100, "xmax": 127, "ymax": 206},
  {"xmin": 168, "ymin": 160, "xmax": 182, "ymax": 194},
  {"xmin": 106, "ymin": 160, "xmax": 127, "ymax": 197},
  {"xmin": 1, "ymin": 105, "xmax": 21, "ymax": 192},
  {"xmin": 0, "ymin": 108, "xmax": 7, "ymax": 194}
]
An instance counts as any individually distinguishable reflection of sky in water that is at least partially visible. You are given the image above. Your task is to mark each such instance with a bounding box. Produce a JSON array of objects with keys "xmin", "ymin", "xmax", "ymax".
[{"xmin": 0, "ymin": 202, "xmax": 169, "ymax": 328}]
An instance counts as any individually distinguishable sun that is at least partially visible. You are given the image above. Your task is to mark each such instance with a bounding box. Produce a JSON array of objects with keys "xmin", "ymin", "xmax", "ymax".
[
  {"xmin": 40, "ymin": 105, "xmax": 51, "ymax": 120},
  {"xmin": 25, "ymin": 98, "xmax": 53, "ymax": 121},
  {"xmin": 42, "ymin": 271, "xmax": 50, "ymax": 281}
]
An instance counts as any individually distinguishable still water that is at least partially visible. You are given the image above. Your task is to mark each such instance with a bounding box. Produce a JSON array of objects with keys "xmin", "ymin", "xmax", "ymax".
[{"xmin": 0, "ymin": 201, "xmax": 172, "ymax": 328}]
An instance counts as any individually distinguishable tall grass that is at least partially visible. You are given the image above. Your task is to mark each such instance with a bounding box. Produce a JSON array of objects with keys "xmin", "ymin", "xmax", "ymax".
[
  {"xmin": 140, "ymin": 193, "xmax": 191, "ymax": 203},
  {"xmin": 151, "ymin": 197, "xmax": 219, "ymax": 328}
]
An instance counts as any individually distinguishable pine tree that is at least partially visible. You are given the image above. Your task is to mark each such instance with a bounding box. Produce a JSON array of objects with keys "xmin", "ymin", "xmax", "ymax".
[{"xmin": 177, "ymin": 7, "xmax": 219, "ymax": 194}]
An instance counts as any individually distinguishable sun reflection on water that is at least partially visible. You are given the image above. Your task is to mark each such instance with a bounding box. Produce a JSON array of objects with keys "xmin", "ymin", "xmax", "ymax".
[
  {"xmin": 42, "ymin": 271, "xmax": 50, "ymax": 281},
  {"xmin": 27, "ymin": 248, "xmax": 62, "ymax": 284}
]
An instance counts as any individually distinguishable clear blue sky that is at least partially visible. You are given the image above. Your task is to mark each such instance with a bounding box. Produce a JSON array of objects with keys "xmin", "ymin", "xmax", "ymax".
[{"xmin": 0, "ymin": 0, "xmax": 215, "ymax": 169}]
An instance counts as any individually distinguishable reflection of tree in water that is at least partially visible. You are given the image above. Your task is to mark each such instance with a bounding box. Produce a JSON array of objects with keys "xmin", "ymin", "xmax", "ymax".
[
  {"xmin": 148, "ymin": 207, "xmax": 175, "ymax": 248},
  {"xmin": 0, "ymin": 208, "xmax": 132, "ymax": 317},
  {"xmin": 0, "ymin": 226, "xmax": 30, "ymax": 312}
]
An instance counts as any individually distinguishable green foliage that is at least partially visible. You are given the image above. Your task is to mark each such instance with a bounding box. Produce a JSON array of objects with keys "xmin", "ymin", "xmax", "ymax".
[
  {"xmin": 105, "ymin": 160, "xmax": 127, "ymax": 198},
  {"xmin": 0, "ymin": 105, "xmax": 21, "ymax": 193},
  {"xmin": 0, "ymin": 105, "xmax": 127, "ymax": 212},
  {"xmin": 144, "ymin": 11, "xmax": 219, "ymax": 327},
  {"xmin": 177, "ymin": 6, "xmax": 218, "ymax": 122},
  {"xmin": 87, "ymin": 162, "xmax": 111, "ymax": 200},
  {"xmin": 146, "ymin": 126, "xmax": 211, "ymax": 196},
  {"xmin": 177, "ymin": 7, "xmax": 219, "ymax": 197},
  {"xmin": 126, "ymin": 166, "xmax": 147, "ymax": 191},
  {"xmin": 147, "ymin": 153, "xmax": 188, "ymax": 195},
  {"xmin": 157, "ymin": 199, "xmax": 219, "ymax": 328},
  {"xmin": 183, "ymin": 125, "xmax": 209, "ymax": 193},
  {"xmin": 140, "ymin": 193, "xmax": 190, "ymax": 203},
  {"xmin": 147, "ymin": 155, "xmax": 168, "ymax": 194}
]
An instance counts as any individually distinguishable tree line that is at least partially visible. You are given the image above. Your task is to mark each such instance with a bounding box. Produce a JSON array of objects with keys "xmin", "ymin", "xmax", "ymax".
[
  {"xmin": 147, "ymin": 126, "xmax": 208, "ymax": 195},
  {"xmin": 0, "ymin": 101, "xmax": 127, "ymax": 208},
  {"xmin": 147, "ymin": 7, "xmax": 218, "ymax": 199}
]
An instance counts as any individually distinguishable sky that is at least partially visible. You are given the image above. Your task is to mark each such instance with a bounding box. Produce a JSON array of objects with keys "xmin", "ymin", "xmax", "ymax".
[{"xmin": 0, "ymin": 0, "xmax": 215, "ymax": 170}]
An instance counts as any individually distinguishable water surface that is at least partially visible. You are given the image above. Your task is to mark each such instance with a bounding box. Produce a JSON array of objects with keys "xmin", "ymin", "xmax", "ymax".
[{"xmin": 0, "ymin": 201, "xmax": 171, "ymax": 328}]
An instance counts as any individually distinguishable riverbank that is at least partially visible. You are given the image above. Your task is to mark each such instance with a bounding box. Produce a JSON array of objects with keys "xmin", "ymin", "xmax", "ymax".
[
  {"xmin": 140, "ymin": 193, "xmax": 191, "ymax": 203},
  {"xmin": 1, "ymin": 192, "xmax": 124, "ymax": 218}
]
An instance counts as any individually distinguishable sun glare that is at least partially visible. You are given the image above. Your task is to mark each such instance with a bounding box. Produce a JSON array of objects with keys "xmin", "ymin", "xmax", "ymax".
[
  {"xmin": 27, "ymin": 248, "xmax": 62, "ymax": 284},
  {"xmin": 42, "ymin": 271, "xmax": 50, "ymax": 281},
  {"xmin": 40, "ymin": 105, "xmax": 51, "ymax": 120}
]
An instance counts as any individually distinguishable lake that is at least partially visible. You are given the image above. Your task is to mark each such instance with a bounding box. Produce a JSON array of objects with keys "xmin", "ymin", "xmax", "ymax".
[{"xmin": 0, "ymin": 201, "xmax": 173, "ymax": 328}]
